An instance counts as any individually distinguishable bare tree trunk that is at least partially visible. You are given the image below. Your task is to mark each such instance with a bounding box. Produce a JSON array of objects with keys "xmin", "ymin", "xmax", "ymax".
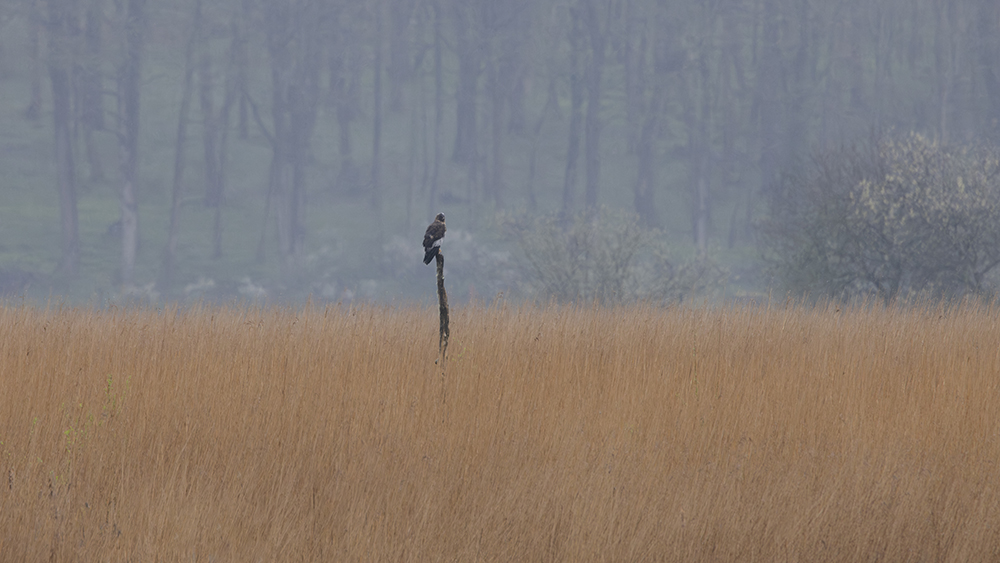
[
  {"xmin": 262, "ymin": 1, "xmax": 323, "ymax": 266},
  {"xmin": 53, "ymin": 75, "xmax": 79, "ymax": 274},
  {"xmin": 269, "ymin": 57, "xmax": 292, "ymax": 259},
  {"xmin": 212, "ymin": 15, "xmax": 241, "ymax": 260},
  {"xmin": 418, "ymin": 55, "xmax": 430, "ymax": 212},
  {"xmin": 177, "ymin": 0, "xmax": 242, "ymax": 264},
  {"xmin": 212, "ymin": 112, "xmax": 231, "ymax": 259},
  {"xmin": 330, "ymin": 29, "xmax": 361, "ymax": 195},
  {"xmin": 935, "ymin": 0, "xmax": 959, "ymax": 143},
  {"xmin": 406, "ymin": 86, "xmax": 417, "ymax": 232},
  {"xmin": 199, "ymin": 38, "xmax": 222, "ymax": 208},
  {"xmin": 451, "ymin": 2, "xmax": 478, "ymax": 166},
  {"xmin": 635, "ymin": 5, "xmax": 681, "ymax": 229},
  {"xmin": 236, "ymin": 0, "xmax": 250, "ymax": 139},
  {"xmin": 487, "ymin": 55, "xmax": 504, "ymax": 208},
  {"xmin": 757, "ymin": 0, "xmax": 782, "ymax": 201},
  {"xmin": 506, "ymin": 55, "xmax": 526, "ymax": 136},
  {"xmin": 388, "ymin": 0, "xmax": 415, "ymax": 112},
  {"xmin": 47, "ymin": 0, "xmax": 80, "ymax": 275},
  {"xmin": 289, "ymin": 77, "xmax": 319, "ymax": 257},
  {"xmin": 257, "ymin": 7, "xmax": 287, "ymax": 264},
  {"xmin": 562, "ymin": 6, "xmax": 583, "ymax": 219},
  {"xmin": 115, "ymin": 0, "xmax": 146, "ymax": 289},
  {"xmin": 633, "ymin": 73, "xmax": 662, "ymax": 228},
  {"xmin": 583, "ymin": 0, "xmax": 607, "ymax": 211},
  {"xmin": 977, "ymin": 0, "xmax": 1000, "ymax": 142},
  {"xmin": 427, "ymin": 0, "xmax": 443, "ymax": 217},
  {"xmin": 525, "ymin": 76, "xmax": 557, "ymax": 213},
  {"xmin": 786, "ymin": 0, "xmax": 811, "ymax": 156},
  {"xmin": 720, "ymin": 10, "xmax": 741, "ymax": 247},
  {"xmin": 695, "ymin": 173, "xmax": 709, "ymax": 255},
  {"xmin": 257, "ymin": 157, "xmax": 277, "ymax": 263},
  {"xmin": 371, "ymin": 3, "xmax": 384, "ymax": 215},
  {"xmin": 623, "ymin": 0, "xmax": 643, "ymax": 154},
  {"xmin": 694, "ymin": 40, "xmax": 711, "ymax": 255},
  {"xmin": 80, "ymin": 0, "xmax": 104, "ymax": 182},
  {"xmin": 26, "ymin": 0, "xmax": 43, "ymax": 120},
  {"xmin": 162, "ymin": 0, "xmax": 200, "ymax": 290}
]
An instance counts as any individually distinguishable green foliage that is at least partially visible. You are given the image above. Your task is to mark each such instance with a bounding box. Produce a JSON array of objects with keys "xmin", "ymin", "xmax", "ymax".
[
  {"xmin": 761, "ymin": 133, "xmax": 1000, "ymax": 302},
  {"xmin": 508, "ymin": 208, "xmax": 726, "ymax": 304}
]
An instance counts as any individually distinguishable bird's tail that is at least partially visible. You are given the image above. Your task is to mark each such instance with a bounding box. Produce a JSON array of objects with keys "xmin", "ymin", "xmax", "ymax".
[{"xmin": 423, "ymin": 246, "xmax": 439, "ymax": 265}]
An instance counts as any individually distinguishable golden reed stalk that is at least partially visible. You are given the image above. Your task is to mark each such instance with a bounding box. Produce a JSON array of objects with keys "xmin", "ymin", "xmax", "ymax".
[{"xmin": 1, "ymin": 301, "xmax": 998, "ymax": 561}]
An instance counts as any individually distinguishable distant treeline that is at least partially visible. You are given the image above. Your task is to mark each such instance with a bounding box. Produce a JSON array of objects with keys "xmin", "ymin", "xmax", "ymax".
[{"xmin": 8, "ymin": 0, "xmax": 1000, "ymax": 289}]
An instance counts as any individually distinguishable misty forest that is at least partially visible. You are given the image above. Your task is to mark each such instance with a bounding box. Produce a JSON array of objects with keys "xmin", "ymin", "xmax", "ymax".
[{"xmin": 1, "ymin": 0, "xmax": 999, "ymax": 305}]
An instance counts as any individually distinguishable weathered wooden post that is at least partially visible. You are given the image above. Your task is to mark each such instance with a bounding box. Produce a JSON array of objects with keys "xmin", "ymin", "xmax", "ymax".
[{"xmin": 436, "ymin": 252, "xmax": 449, "ymax": 361}]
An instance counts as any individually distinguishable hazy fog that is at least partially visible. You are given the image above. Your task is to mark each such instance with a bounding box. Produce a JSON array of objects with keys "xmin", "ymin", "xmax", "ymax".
[{"xmin": 0, "ymin": 0, "xmax": 997, "ymax": 305}]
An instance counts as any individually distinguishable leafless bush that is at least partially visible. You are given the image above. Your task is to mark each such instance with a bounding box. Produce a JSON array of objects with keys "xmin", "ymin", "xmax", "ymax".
[{"xmin": 506, "ymin": 208, "xmax": 726, "ymax": 304}]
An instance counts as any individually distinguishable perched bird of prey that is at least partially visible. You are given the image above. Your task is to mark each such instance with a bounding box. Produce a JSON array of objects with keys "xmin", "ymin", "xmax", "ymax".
[{"xmin": 423, "ymin": 213, "xmax": 446, "ymax": 265}]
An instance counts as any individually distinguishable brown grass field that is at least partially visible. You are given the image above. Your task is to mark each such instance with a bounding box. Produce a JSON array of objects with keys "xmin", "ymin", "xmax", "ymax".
[{"xmin": 1, "ymin": 300, "xmax": 999, "ymax": 561}]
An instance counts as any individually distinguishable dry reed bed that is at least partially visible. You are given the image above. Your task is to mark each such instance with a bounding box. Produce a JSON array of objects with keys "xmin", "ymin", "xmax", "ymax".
[{"xmin": 1, "ymin": 302, "xmax": 998, "ymax": 561}]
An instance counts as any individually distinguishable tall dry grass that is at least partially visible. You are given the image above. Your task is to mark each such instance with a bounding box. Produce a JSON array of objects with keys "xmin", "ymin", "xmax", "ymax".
[{"xmin": 1, "ymin": 301, "xmax": 999, "ymax": 561}]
